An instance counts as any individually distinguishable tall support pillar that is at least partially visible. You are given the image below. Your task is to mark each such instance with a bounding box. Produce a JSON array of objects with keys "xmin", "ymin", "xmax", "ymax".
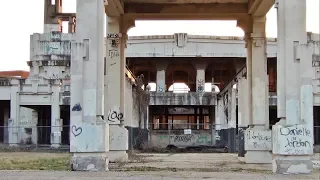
[
  {"xmin": 196, "ymin": 64, "xmax": 206, "ymax": 93},
  {"xmin": 9, "ymin": 80, "xmax": 20, "ymax": 146},
  {"xmin": 218, "ymin": 98, "xmax": 228, "ymax": 148},
  {"xmin": 272, "ymin": 0, "xmax": 313, "ymax": 174},
  {"xmin": 106, "ymin": 17, "xmax": 131, "ymax": 162},
  {"xmin": 70, "ymin": 0, "xmax": 108, "ymax": 171},
  {"xmin": 156, "ymin": 63, "xmax": 167, "ymax": 92},
  {"xmin": 228, "ymin": 88, "xmax": 237, "ymax": 153},
  {"xmin": 244, "ymin": 17, "xmax": 272, "ymax": 163},
  {"xmin": 51, "ymin": 85, "xmax": 61, "ymax": 148},
  {"xmin": 238, "ymin": 77, "xmax": 248, "ymax": 158}
]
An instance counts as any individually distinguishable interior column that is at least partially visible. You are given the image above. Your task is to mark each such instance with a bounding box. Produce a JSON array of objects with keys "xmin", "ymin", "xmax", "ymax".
[
  {"xmin": 106, "ymin": 17, "xmax": 128, "ymax": 162},
  {"xmin": 228, "ymin": 87, "xmax": 237, "ymax": 153},
  {"xmin": 196, "ymin": 64, "xmax": 206, "ymax": 93},
  {"xmin": 244, "ymin": 16, "xmax": 272, "ymax": 163},
  {"xmin": 237, "ymin": 77, "xmax": 248, "ymax": 158},
  {"xmin": 70, "ymin": 0, "xmax": 108, "ymax": 171},
  {"xmin": 51, "ymin": 86, "xmax": 61, "ymax": 148},
  {"xmin": 156, "ymin": 62, "xmax": 167, "ymax": 92}
]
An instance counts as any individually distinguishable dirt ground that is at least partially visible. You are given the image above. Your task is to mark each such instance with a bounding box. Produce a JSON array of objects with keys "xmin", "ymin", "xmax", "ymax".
[{"xmin": 0, "ymin": 152, "xmax": 319, "ymax": 179}]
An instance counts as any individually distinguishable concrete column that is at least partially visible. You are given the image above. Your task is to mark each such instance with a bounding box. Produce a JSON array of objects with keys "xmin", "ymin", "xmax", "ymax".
[
  {"xmin": 70, "ymin": 0, "xmax": 108, "ymax": 171},
  {"xmin": 3, "ymin": 107, "xmax": 9, "ymax": 143},
  {"xmin": 244, "ymin": 17, "xmax": 272, "ymax": 163},
  {"xmin": 272, "ymin": 0, "xmax": 314, "ymax": 174},
  {"xmin": 275, "ymin": 1, "xmax": 286, "ymax": 120},
  {"xmin": 156, "ymin": 63, "xmax": 167, "ymax": 92},
  {"xmin": 228, "ymin": 88, "xmax": 237, "ymax": 153},
  {"xmin": 244, "ymin": 33, "xmax": 253, "ymax": 127},
  {"xmin": 51, "ymin": 86, "xmax": 61, "ymax": 148},
  {"xmin": 9, "ymin": 80, "xmax": 20, "ymax": 146},
  {"xmin": 237, "ymin": 77, "xmax": 248, "ymax": 158},
  {"xmin": 217, "ymin": 98, "xmax": 228, "ymax": 147},
  {"xmin": 106, "ymin": 17, "xmax": 128, "ymax": 162},
  {"xmin": 196, "ymin": 64, "xmax": 206, "ymax": 93}
]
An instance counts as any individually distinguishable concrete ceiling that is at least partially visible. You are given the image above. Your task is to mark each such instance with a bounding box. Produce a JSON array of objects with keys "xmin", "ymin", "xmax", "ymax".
[{"xmin": 123, "ymin": 0, "xmax": 248, "ymax": 3}]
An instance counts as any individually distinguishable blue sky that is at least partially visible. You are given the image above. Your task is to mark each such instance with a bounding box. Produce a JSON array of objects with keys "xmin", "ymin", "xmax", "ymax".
[{"xmin": 0, "ymin": 0, "xmax": 319, "ymax": 71}]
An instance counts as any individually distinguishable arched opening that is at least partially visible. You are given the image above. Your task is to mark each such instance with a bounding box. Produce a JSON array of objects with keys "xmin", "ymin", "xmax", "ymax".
[
  {"xmin": 127, "ymin": 58, "xmax": 157, "ymax": 87},
  {"xmin": 168, "ymin": 83, "xmax": 190, "ymax": 93},
  {"xmin": 205, "ymin": 60, "xmax": 237, "ymax": 90},
  {"xmin": 204, "ymin": 83, "xmax": 220, "ymax": 93},
  {"xmin": 166, "ymin": 62, "xmax": 196, "ymax": 92},
  {"xmin": 141, "ymin": 82, "xmax": 157, "ymax": 91}
]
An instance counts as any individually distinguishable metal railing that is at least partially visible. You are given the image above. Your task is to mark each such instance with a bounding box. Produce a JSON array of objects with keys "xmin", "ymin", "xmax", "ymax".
[{"xmin": 0, "ymin": 124, "xmax": 318, "ymax": 151}]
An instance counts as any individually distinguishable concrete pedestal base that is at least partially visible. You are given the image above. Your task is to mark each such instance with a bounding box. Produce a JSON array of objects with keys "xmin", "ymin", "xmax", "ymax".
[
  {"xmin": 109, "ymin": 125, "xmax": 128, "ymax": 162},
  {"xmin": 238, "ymin": 127, "xmax": 247, "ymax": 157},
  {"xmin": 50, "ymin": 144, "xmax": 61, "ymax": 148},
  {"xmin": 71, "ymin": 153, "xmax": 108, "ymax": 171},
  {"xmin": 245, "ymin": 150, "xmax": 272, "ymax": 164},
  {"xmin": 273, "ymin": 155, "xmax": 313, "ymax": 174},
  {"xmin": 108, "ymin": 150, "xmax": 128, "ymax": 162},
  {"xmin": 227, "ymin": 128, "xmax": 237, "ymax": 153}
]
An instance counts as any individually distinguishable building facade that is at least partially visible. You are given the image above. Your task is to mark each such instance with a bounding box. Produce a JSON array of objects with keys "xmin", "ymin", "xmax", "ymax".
[{"xmin": 0, "ymin": 32, "xmax": 319, "ymax": 149}]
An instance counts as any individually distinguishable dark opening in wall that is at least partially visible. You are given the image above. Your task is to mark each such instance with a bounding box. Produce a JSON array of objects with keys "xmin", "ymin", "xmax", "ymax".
[
  {"xmin": 36, "ymin": 106, "xmax": 51, "ymax": 145},
  {"xmin": 0, "ymin": 100, "xmax": 10, "ymax": 143},
  {"xmin": 60, "ymin": 105, "xmax": 70, "ymax": 145},
  {"xmin": 314, "ymin": 106, "xmax": 320, "ymax": 145}
]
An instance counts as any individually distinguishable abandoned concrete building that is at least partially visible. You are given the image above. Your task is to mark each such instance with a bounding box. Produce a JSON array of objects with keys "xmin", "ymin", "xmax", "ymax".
[{"xmin": 0, "ymin": 0, "xmax": 319, "ymax": 174}]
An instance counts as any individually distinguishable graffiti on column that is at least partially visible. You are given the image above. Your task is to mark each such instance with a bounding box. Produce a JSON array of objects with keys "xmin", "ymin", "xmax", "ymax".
[
  {"xmin": 197, "ymin": 79, "xmax": 204, "ymax": 92},
  {"xmin": 72, "ymin": 103, "xmax": 82, "ymax": 111},
  {"xmin": 157, "ymin": 71, "xmax": 165, "ymax": 92},
  {"xmin": 158, "ymin": 86, "xmax": 164, "ymax": 92},
  {"xmin": 71, "ymin": 125, "xmax": 82, "ymax": 137},
  {"xmin": 107, "ymin": 106, "xmax": 124, "ymax": 123}
]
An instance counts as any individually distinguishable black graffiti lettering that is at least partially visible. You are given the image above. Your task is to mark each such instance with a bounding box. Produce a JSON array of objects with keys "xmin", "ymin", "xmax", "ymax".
[
  {"xmin": 172, "ymin": 135, "xmax": 194, "ymax": 143},
  {"xmin": 285, "ymin": 137, "xmax": 311, "ymax": 148},
  {"xmin": 107, "ymin": 111, "xmax": 124, "ymax": 122},
  {"xmin": 108, "ymin": 50, "xmax": 120, "ymax": 58},
  {"xmin": 248, "ymin": 131, "xmax": 271, "ymax": 142},
  {"xmin": 107, "ymin": 33, "xmax": 120, "ymax": 39},
  {"xmin": 280, "ymin": 127, "xmax": 311, "ymax": 137}
]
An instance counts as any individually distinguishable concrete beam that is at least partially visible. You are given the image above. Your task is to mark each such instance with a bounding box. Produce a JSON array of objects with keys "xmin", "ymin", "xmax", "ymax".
[
  {"xmin": 248, "ymin": 0, "xmax": 274, "ymax": 16},
  {"xmin": 105, "ymin": 0, "xmax": 124, "ymax": 16},
  {"xmin": 123, "ymin": 3, "xmax": 248, "ymax": 20}
]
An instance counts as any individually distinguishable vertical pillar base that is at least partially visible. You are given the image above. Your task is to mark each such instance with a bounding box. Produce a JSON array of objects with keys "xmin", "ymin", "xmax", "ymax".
[
  {"xmin": 71, "ymin": 153, "xmax": 109, "ymax": 171},
  {"xmin": 238, "ymin": 127, "xmax": 248, "ymax": 157},
  {"xmin": 50, "ymin": 143, "xmax": 61, "ymax": 148},
  {"xmin": 109, "ymin": 125, "xmax": 128, "ymax": 162},
  {"xmin": 245, "ymin": 150, "xmax": 272, "ymax": 164},
  {"xmin": 108, "ymin": 151, "xmax": 128, "ymax": 163},
  {"xmin": 272, "ymin": 155, "xmax": 313, "ymax": 174},
  {"xmin": 219, "ymin": 128, "xmax": 228, "ymax": 148},
  {"xmin": 227, "ymin": 127, "xmax": 237, "ymax": 153}
]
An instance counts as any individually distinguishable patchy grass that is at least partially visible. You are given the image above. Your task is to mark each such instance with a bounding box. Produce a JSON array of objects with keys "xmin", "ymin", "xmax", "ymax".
[{"xmin": 0, "ymin": 153, "xmax": 71, "ymax": 171}]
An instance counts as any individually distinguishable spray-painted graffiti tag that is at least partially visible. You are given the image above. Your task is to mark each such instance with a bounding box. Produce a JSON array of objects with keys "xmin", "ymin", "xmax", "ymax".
[
  {"xmin": 107, "ymin": 107, "xmax": 124, "ymax": 123},
  {"xmin": 71, "ymin": 125, "xmax": 82, "ymax": 137},
  {"xmin": 274, "ymin": 125, "xmax": 313, "ymax": 155}
]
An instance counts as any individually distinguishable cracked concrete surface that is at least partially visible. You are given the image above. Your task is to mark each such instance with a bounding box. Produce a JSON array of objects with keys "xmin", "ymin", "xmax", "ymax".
[{"xmin": 0, "ymin": 171, "xmax": 319, "ymax": 180}]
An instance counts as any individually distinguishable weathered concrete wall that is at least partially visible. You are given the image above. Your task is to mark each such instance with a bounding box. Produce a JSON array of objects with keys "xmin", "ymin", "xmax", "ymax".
[
  {"xmin": 149, "ymin": 92, "xmax": 216, "ymax": 106},
  {"xmin": 148, "ymin": 130, "xmax": 212, "ymax": 148},
  {"xmin": 125, "ymin": 34, "xmax": 277, "ymax": 58},
  {"xmin": 18, "ymin": 107, "xmax": 37, "ymax": 145}
]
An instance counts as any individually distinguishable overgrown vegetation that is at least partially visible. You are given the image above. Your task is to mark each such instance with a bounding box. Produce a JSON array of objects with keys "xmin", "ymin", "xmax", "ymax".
[{"xmin": 0, "ymin": 153, "xmax": 71, "ymax": 171}]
